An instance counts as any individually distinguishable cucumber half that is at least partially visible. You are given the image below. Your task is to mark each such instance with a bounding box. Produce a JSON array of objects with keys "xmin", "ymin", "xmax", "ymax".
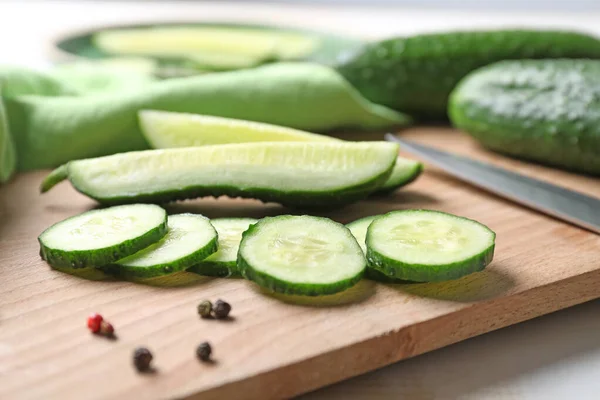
[
  {"xmin": 238, "ymin": 215, "xmax": 366, "ymax": 295},
  {"xmin": 188, "ymin": 217, "xmax": 257, "ymax": 277},
  {"xmin": 106, "ymin": 213, "xmax": 218, "ymax": 279},
  {"xmin": 138, "ymin": 110, "xmax": 422, "ymax": 193},
  {"xmin": 38, "ymin": 204, "xmax": 168, "ymax": 269},
  {"xmin": 40, "ymin": 141, "xmax": 399, "ymax": 208},
  {"xmin": 366, "ymin": 210, "xmax": 495, "ymax": 282}
]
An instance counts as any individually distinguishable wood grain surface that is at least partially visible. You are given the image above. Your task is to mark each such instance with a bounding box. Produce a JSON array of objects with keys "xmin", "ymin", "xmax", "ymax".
[{"xmin": 1, "ymin": 127, "xmax": 599, "ymax": 400}]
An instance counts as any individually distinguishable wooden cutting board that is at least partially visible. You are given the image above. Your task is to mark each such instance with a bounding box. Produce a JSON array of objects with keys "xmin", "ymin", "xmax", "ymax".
[{"xmin": 1, "ymin": 127, "xmax": 599, "ymax": 400}]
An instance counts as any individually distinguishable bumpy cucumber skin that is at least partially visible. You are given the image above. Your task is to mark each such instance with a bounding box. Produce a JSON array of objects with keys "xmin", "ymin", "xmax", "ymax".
[
  {"xmin": 103, "ymin": 235, "xmax": 218, "ymax": 279},
  {"xmin": 336, "ymin": 30, "xmax": 600, "ymax": 119},
  {"xmin": 188, "ymin": 261, "xmax": 239, "ymax": 278},
  {"xmin": 449, "ymin": 59, "xmax": 600, "ymax": 175},
  {"xmin": 238, "ymin": 216, "xmax": 365, "ymax": 296},
  {"xmin": 38, "ymin": 209, "xmax": 168, "ymax": 269},
  {"xmin": 8, "ymin": 63, "xmax": 408, "ymax": 171},
  {"xmin": 366, "ymin": 210, "xmax": 495, "ymax": 282}
]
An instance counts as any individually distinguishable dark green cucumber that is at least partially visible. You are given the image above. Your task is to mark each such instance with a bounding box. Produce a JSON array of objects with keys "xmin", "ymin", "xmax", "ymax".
[
  {"xmin": 449, "ymin": 59, "xmax": 600, "ymax": 175},
  {"xmin": 366, "ymin": 210, "xmax": 495, "ymax": 282},
  {"xmin": 238, "ymin": 215, "xmax": 366, "ymax": 296},
  {"xmin": 105, "ymin": 213, "xmax": 218, "ymax": 279},
  {"xmin": 188, "ymin": 217, "xmax": 257, "ymax": 277},
  {"xmin": 38, "ymin": 204, "xmax": 168, "ymax": 269},
  {"xmin": 39, "ymin": 142, "xmax": 398, "ymax": 209},
  {"xmin": 336, "ymin": 29, "xmax": 600, "ymax": 119}
]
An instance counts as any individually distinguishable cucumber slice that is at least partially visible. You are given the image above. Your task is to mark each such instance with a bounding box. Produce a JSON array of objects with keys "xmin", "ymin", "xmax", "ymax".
[
  {"xmin": 366, "ymin": 210, "xmax": 495, "ymax": 282},
  {"xmin": 346, "ymin": 215, "xmax": 408, "ymax": 283},
  {"xmin": 138, "ymin": 110, "xmax": 421, "ymax": 193},
  {"xmin": 41, "ymin": 141, "xmax": 398, "ymax": 209},
  {"xmin": 38, "ymin": 204, "xmax": 168, "ymax": 269},
  {"xmin": 238, "ymin": 215, "xmax": 366, "ymax": 296},
  {"xmin": 376, "ymin": 157, "xmax": 422, "ymax": 193},
  {"xmin": 139, "ymin": 110, "xmax": 334, "ymax": 148},
  {"xmin": 93, "ymin": 27, "xmax": 317, "ymax": 61},
  {"xmin": 188, "ymin": 217, "xmax": 257, "ymax": 277},
  {"xmin": 106, "ymin": 213, "xmax": 218, "ymax": 279}
]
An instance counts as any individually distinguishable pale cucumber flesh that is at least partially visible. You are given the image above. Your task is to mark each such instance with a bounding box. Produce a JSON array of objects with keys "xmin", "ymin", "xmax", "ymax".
[
  {"xmin": 238, "ymin": 215, "xmax": 366, "ymax": 295},
  {"xmin": 106, "ymin": 213, "xmax": 218, "ymax": 278},
  {"xmin": 138, "ymin": 110, "xmax": 421, "ymax": 193},
  {"xmin": 366, "ymin": 210, "xmax": 495, "ymax": 282},
  {"xmin": 38, "ymin": 204, "xmax": 168, "ymax": 269},
  {"xmin": 41, "ymin": 142, "xmax": 398, "ymax": 208},
  {"xmin": 188, "ymin": 217, "xmax": 257, "ymax": 277}
]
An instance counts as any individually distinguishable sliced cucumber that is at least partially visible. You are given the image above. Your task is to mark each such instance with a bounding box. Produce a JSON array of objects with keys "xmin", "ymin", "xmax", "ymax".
[
  {"xmin": 366, "ymin": 210, "xmax": 495, "ymax": 282},
  {"xmin": 139, "ymin": 110, "xmax": 334, "ymax": 148},
  {"xmin": 38, "ymin": 204, "xmax": 168, "ymax": 269},
  {"xmin": 346, "ymin": 215, "xmax": 407, "ymax": 283},
  {"xmin": 376, "ymin": 158, "xmax": 422, "ymax": 193},
  {"xmin": 40, "ymin": 141, "xmax": 398, "ymax": 208},
  {"xmin": 238, "ymin": 215, "xmax": 366, "ymax": 295},
  {"xmin": 106, "ymin": 213, "xmax": 218, "ymax": 279},
  {"xmin": 93, "ymin": 27, "xmax": 317, "ymax": 61},
  {"xmin": 188, "ymin": 217, "xmax": 257, "ymax": 277},
  {"xmin": 138, "ymin": 110, "xmax": 421, "ymax": 193}
]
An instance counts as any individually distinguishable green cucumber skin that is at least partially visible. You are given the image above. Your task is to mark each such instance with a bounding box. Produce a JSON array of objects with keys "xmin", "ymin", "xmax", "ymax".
[
  {"xmin": 237, "ymin": 220, "xmax": 364, "ymax": 296},
  {"xmin": 188, "ymin": 261, "xmax": 239, "ymax": 278},
  {"xmin": 336, "ymin": 30, "xmax": 600, "ymax": 119},
  {"xmin": 364, "ymin": 267, "xmax": 411, "ymax": 284},
  {"xmin": 47, "ymin": 155, "xmax": 394, "ymax": 209},
  {"xmin": 8, "ymin": 62, "xmax": 409, "ymax": 171},
  {"xmin": 366, "ymin": 210, "xmax": 496, "ymax": 282},
  {"xmin": 374, "ymin": 161, "xmax": 422, "ymax": 193},
  {"xmin": 102, "ymin": 235, "xmax": 218, "ymax": 279},
  {"xmin": 39, "ymin": 213, "xmax": 168, "ymax": 269},
  {"xmin": 0, "ymin": 94, "xmax": 16, "ymax": 183},
  {"xmin": 449, "ymin": 59, "xmax": 600, "ymax": 175}
]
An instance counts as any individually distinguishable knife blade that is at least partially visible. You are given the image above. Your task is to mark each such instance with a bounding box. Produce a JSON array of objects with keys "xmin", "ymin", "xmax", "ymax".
[{"xmin": 385, "ymin": 134, "xmax": 600, "ymax": 234}]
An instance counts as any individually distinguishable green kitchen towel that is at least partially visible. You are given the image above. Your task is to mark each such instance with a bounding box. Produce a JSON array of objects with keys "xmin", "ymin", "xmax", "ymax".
[{"xmin": 7, "ymin": 62, "xmax": 410, "ymax": 171}]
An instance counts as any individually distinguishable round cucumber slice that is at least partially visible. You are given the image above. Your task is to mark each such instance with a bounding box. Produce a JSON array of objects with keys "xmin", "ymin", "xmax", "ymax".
[
  {"xmin": 138, "ymin": 110, "xmax": 421, "ymax": 194},
  {"xmin": 366, "ymin": 210, "xmax": 495, "ymax": 282},
  {"xmin": 347, "ymin": 215, "xmax": 408, "ymax": 283},
  {"xmin": 188, "ymin": 217, "xmax": 257, "ymax": 277},
  {"xmin": 108, "ymin": 213, "xmax": 218, "ymax": 279},
  {"xmin": 41, "ymin": 141, "xmax": 399, "ymax": 209},
  {"xmin": 238, "ymin": 215, "xmax": 366, "ymax": 296},
  {"xmin": 38, "ymin": 204, "xmax": 168, "ymax": 269}
]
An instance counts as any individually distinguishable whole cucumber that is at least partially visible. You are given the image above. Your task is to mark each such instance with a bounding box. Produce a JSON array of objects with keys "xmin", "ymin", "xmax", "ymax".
[
  {"xmin": 7, "ymin": 62, "xmax": 409, "ymax": 171},
  {"xmin": 449, "ymin": 59, "xmax": 600, "ymax": 176},
  {"xmin": 336, "ymin": 30, "xmax": 600, "ymax": 120}
]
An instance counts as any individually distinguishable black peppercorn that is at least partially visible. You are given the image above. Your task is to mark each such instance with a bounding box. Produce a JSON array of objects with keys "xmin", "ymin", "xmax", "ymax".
[
  {"xmin": 196, "ymin": 342, "xmax": 212, "ymax": 361},
  {"xmin": 213, "ymin": 299, "xmax": 231, "ymax": 319},
  {"xmin": 197, "ymin": 300, "xmax": 213, "ymax": 318},
  {"xmin": 133, "ymin": 347, "xmax": 153, "ymax": 372}
]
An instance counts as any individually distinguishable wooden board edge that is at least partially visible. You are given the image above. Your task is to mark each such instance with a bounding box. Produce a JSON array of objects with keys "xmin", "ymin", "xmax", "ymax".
[{"xmin": 187, "ymin": 267, "xmax": 600, "ymax": 400}]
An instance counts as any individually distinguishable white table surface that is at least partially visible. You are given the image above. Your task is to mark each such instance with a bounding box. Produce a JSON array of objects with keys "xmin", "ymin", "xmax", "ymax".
[{"xmin": 2, "ymin": 2, "xmax": 600, "ymax": 399}]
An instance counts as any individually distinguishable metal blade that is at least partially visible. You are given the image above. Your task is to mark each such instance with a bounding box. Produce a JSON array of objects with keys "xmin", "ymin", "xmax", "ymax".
[{"xmin": 385, "ymin": 134, "xmax": 600, "ymax": 234}]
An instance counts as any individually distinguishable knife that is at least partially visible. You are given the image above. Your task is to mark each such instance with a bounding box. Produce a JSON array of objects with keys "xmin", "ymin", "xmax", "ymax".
[{"xmin": 385, "ymin": 134, "xmax": 600, "ymax": 234}]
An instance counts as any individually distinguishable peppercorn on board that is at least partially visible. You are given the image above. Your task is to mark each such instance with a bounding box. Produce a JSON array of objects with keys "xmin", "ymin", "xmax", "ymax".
[{"xmin": 1, "ymin": 128, "xmax": 600, "ymax": 400}]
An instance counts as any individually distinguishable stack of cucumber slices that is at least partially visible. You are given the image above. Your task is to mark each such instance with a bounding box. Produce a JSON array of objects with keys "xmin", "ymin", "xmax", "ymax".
[{"xmin": 39, "ymin": 204, "xmax": 495, "ymax": 296}]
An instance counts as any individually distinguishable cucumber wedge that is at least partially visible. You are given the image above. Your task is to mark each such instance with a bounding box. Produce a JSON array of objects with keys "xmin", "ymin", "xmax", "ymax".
[
  {"xmin": 366, "ymin": 210, "xmax": 495, "ymax": 282},
  {"xmin": 40, "ymin": 141, "xmax": 399, "ymax": 208},
  {"xmin": 138, "ymin": 110, "xmax": 421, "ymax": 193},
  {"xmin": 188, "ymin": 217, "xmax": 257, "ymax": 277},
  {"xmin": 238, "ymin": 215, "xmax": 366, "ymax": 295},
  {"xmin": 38, "ymin": 204, "xmax": 168, "ymax": 269},
  {"xmin": 106, "ymin": 213, "xmax": 218, "ymax": 279}
]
